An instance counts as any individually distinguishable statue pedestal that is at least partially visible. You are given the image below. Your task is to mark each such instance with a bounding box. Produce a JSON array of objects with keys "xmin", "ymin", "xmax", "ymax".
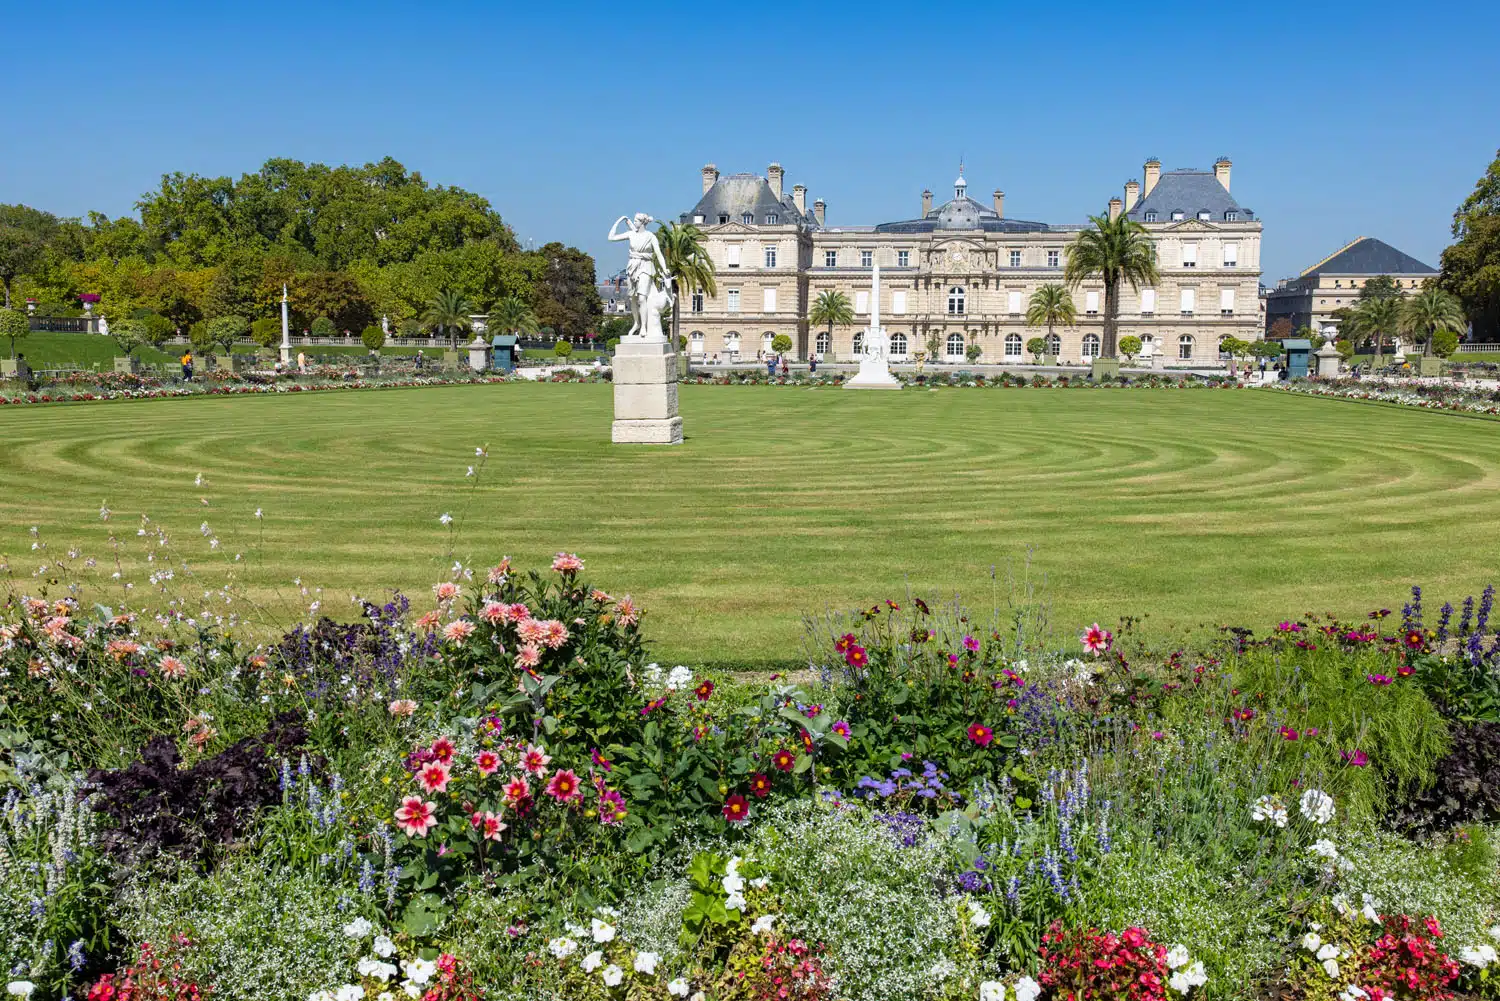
[
  {"xmin": 612, "ymin": 339, "xmax": 683, "ymax": 444},
  {"xmin": 845, "ymin": 354, "xmax": 902, "ymax": 390},
  {"xmin": 1314, "ymin": 342, "xmax": 1342, "ymax": 378}
]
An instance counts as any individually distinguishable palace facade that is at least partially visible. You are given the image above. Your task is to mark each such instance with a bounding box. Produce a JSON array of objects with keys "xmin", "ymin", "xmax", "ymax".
[
  {"xmin": 677, "ymin": 158, "xmax": 1264, "ymax": 365},
  {"xmin": 1264, "ymin": 237, "xmax": 1437, "ymax": 339}
]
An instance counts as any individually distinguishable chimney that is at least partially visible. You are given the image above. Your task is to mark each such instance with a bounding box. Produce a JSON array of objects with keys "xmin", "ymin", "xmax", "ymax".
[
  {"xmin": 702, "ymin": 163, "xmax": 719, "ymax": 195},
  {"xmin": 1214, "ymin": 156, "xmax": 1232, "ymax": 193},
  {"xmin": 1108, "ymin": 197, "xmax": 1123, "ymax": 223},
  {"xmin": 813, "ymin": 199, "xmax": 826, "ymax": 228},
  {"xmin": 1143, "ymin": 158, "xmax": 1161, "ymax": 197},
  {"xmin": 767, "ymin": 162, "xmax": 784, "ymax": 200},
  {"xmin": 792, "ymin": 184, "xmax": 807, "ymax": 216},
  {"xmin": 993, "ymin": 190, "xmax": 1005, "ymax": 218},
  {"xmin": 1124, "ymin": 180, "xmax": 1140, "ymax": 212},
  {"xmin": 922, "ymin": 188, "xmax": 933, "ymax": 216}
]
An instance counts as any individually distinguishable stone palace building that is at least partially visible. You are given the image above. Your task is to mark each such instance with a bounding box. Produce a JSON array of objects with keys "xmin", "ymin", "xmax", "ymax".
[
  {"xmin": 677, "ymin": 158, "xmax": 1264, "ymax": 365},
  {"xmin": 1263, "ymin": 237, "xmax": 1437, "ymax": 340}
]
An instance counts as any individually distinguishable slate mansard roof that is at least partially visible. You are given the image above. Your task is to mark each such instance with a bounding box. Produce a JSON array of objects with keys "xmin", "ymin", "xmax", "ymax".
[
  {"xmin": 685, "ymin": 173, "xmax": 813, "ymax": 227},
  {"xmin": 874, "ymin": 195, "xmax": 1051, "ymax": 235},
  {"xmin": 1299, "ymin": 237, "xmax": 1437, "ymax": 278},
  {"xmin": 1125, "ymin": 169, "xmax": 1253, "ymax": 223}
]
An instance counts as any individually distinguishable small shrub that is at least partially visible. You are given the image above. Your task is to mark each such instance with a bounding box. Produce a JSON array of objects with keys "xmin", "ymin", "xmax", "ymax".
[
  {"xmin": 553, "ymin": 340, "xmax": 572, "ymax": 358},
  {"xmin": 250, "ymin": 317, "xmax": 279, "ymax": 348},
  {"xmin": 310, "ymin": 316, "xmax": 337, "ymax": 338},
  {"xmin": 361, "ymin": 325, "xmax": 385, "ymax": 351},
  {"xmin": 0, "ymin": 306, "xmax": 29, "ymax": 358},
  {"xmin": 1390, "ymin": 722, "xmax": 1500, "ymax": 832}
]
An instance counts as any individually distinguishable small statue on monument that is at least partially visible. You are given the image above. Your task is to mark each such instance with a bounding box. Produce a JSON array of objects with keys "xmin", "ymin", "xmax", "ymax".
[{"xmin": 607, "ymin": 212, "xmax": 670, "ymax": 341}]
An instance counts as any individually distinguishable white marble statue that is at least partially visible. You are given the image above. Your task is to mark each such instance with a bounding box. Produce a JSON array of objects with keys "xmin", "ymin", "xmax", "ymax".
[
  {"xmin": 642, "ymin": 281, "xmax": 675, "ymax": 342},
  {"xmin": 97, "ymin": 314, "xmax": 110, "ymax": 336},
  {"xmin": 607, "ymin": 212, "xmax": 670, "ymax": 341},
  {"xmin": 846, "ymin": 258, "xmax": 901, "ymax": 389}
]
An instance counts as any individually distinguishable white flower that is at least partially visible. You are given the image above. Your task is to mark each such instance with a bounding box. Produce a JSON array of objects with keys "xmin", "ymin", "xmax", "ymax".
[
  {"xmin": 357, "ymin": 959, "xmax": 397, "ymax": 981},
  {"xmin": 591, "ymin": 918, "xmax": 617, "ymax": 943},
  {"xmin": 726, "ymin": 856, "xmax": 742, "ymax": 876},
  {"xmin": 1250, "ymin": 794, "xmax": 1288, "ymax": 827},
  {"xmin": 581, "ymin": 951, "xmax": 604, "ymax": 973},
  {"xmin": 751, "ymin": 914, "xmax": 778, "ymax": 935},
  {"xmin": 309, "ymin": 993, "xmax": 335, "ymax": 1001},
  {"xmin": 979, "ymin": 981, "xmax": 1006, "ymax": 1001},
  {"xmin": 342, "ymin": 917, "xmax": 374, "ymax": 939},
  {"xmin": 691, "ymin": 993, "xmax": 706, "ymax": 1001},
  {"xmin": 665, "ymin": 665, "xmax": 694, "ymax": 690},
  {"xmin": 1338, "ymin": 987, "xmax": 1368, "ymax": 1001},
  {"xmin": 1322, "ymin": 958, "xmax": 1340, "ymax": 978},
  {"xmin": 1168, "ymin": 971, "xmax": 1192, "ymax": 995},
  {"xmin": 336, "ymin": 986, "xmax": 365, "ymax": 1001},
  {"xmin": 1360, "ymin": 894, "xmax": 1382, "ymax": 923},
  {"xmin": 1166, "ymin": 944, "xmax": 1191, "ymax": 969},
  {"xmin": 1014, "ymin": 976, "xmax": 1042, "ymax": 1001},
  {"xmin": 1316, "ymin": 944, "xmax": 1340, "ymax": 962},
  {"xmin": 721, "ymin": 872, "xmax": 746, "ymax": 895},
  {"xmin": 548, "ymin": 937, "xmax": 578, "ymax": 959},
  {"xmin": 401, "ymin": 958, "xmax": 435, "ymax": 986},
  {"xmin": 400, "ymin": 983, "xmax": 421, "ymax": 1000},
  {"xmin": 1490, "ymin": 925, "xmax": 1500, "ymax": 942},
  {"xmin": 750, "ymin": 876, "xmax": 771, "ymax": 889},
  {"xmin": 966, "ymin": 899, "xmax": 991, "ymax": 928},
  {"xmin": 377, "ymin": 994, "xmax": 394, "ymax": 1001},
  {"xmin": 725, "ymin": 890, "xmax": 747, "ymax": 911},
  {"xmin": 634, "ymin": 951, "xmax": 660, "ymax": 975},
  {"xmin": 1299, "ymin": 789, "xmax": 1336, "ymax": 825},
  {"xmin": 565, "ymin": 922, "xmax": 587, "ymax": 936},
  {"xmin": 601, "ymin": 965, "xmax": 625, "ymax": 987},
  {"xmin": 6, "ymin": 985, "xmax": 36, "ymax": 1000},
  {"xmin": 1182, "ymin": 962, "xmax": 1207, "ymax": 988},
  {"xmin": 372, "ymin": 935, "xmax": 396, "ymax": 958},
  {"xmin": 667, "ymin": 980, "xmax": 691, "ymax": 998},
  {"xmin": 1460, "ymin": 944, "xmax": 1498, "ymax": 968},
  {"xmin": 1302, "ymin": 932, "xmax": 1323, "ymax": 953},
  {"xmin": 439, "ymin": 513, "xmax": 453, "ymax": 525},
  {"xmin": 1309, "ymin": 839, "xmax": 1339, "ymax": 859}
]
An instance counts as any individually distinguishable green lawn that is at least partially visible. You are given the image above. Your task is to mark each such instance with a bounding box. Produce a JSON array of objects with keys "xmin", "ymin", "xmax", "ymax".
[{"xmin": 4, "ymin": 382, "xmax": 1500, "ymax": 667}]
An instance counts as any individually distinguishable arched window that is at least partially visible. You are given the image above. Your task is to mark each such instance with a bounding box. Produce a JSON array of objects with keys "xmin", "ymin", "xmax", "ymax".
[
  {"xmin": 1045, "ymin": 333, "xmax": 1061, "ymax": 356},
  {"xmin": 762, "ymin": 332, "xmax": 775, "ymax": 355},
  {"xmin": 1178, "ymin": 335, "xmax": 1194, "ymax": 360},
  {"xmin": 725, "ymin": 331, "xmax": 741, "ymax": 355},
  {"xmin": 815, "ymin": 331, "xmax": 831, "ymax": 355},
  {"xmin": 689, "ymin": 331, "xmax": 705, "ymax": 355},
  {"xmin": 1004, "ymin": 332, "xmax": 1023, "ymax": 357},
  {"xmin": 946, "ymin": 332, "xmax": 965, "ymax": 358},
  {"xmin": 890, "ymin": 332, "xmax": 908, "ymax": 357},
  {"xmin": 853, "ymin": 332, "xmax": 864, "ymax": 355},
  {"xmin": 1082, "ymin": 333, "xmax": 1101, "ymax": 358},
  {"xmin": 947, "ymin": 286, "xmax": 966, "ymax": 315}
]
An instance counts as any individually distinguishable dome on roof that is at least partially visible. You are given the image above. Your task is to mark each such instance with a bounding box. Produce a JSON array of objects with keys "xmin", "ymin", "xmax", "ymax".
[{"xmin": 935, "ymin": 196, "xmax": 993, "ymax": 230}]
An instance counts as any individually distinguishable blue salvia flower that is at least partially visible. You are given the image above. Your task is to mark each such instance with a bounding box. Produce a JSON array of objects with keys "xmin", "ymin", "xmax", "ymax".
[
  {"xmin": 1461, "ymin": 596, "xmax": 1475, "ymax": 635},
  {"xmin": 1097, "ymin": 800, "xmax": 1113, "ymax": 854},
  {"xmin": 358, "ymin": 859, "xmax": 376, "ymax": 896},
  {"xmin": 1059, "ymin": 815, "xmax": 1077, "ymax": 863},
  {"xmin": 1006, "ymin": 875, "xmax": 1021, "ymax": 908},
  {"xmin": 67, "ymin": 941, "xmax": 85, "ymax": 971},
  {"xmin": 385, "ymin": 867, "xmax": 400, "ymax": 909},
  {"xmin": 279, "ymin": 758, "xmax": 292, "ymax": 794},
  {"xmin": 1437, "ymin": 603, "xmax": 1453, "ymax": 645},
  {"xmin": 1477, "ymin": 585, "xmax": 1494, "ymax": 636},
  {"xmin": 29, "ymin": 898, "xmax": 44, "ymax": 919}
]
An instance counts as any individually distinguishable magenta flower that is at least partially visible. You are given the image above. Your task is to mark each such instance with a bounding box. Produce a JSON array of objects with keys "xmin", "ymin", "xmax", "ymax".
[
  {"xmin": 962, "ymin": 634, "xmax": 980, "ymax": 653},
  {"xmin": 831, "ymin": 720, "xmax": 851, "ymax": 739},
  {"xmin": 1366, "ymin": 674, "xmax": 1392, "ymax": 686},
  {"xmin": 1340, "ymin": 749, "xmax": 1370, "ymax": 767},
  {"xmin": 967, "ymin": 722, "xmax": 994, "ymax": 747},
  {"xmin": 1080, "ymin": 623, "xmax": 1112, "ymax": 656}
]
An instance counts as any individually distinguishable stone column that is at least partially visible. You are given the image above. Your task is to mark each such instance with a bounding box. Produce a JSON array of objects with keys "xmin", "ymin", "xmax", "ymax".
[
  {"xmin": 280, "ymin": 285, "xmax": 292, "ymax": 364},
  {"xmin": 611, "ymin": 340, "xmax": 682, "ymax": 444}
]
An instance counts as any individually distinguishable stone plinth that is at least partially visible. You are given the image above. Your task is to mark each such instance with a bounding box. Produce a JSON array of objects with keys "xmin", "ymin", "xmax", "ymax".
[
  {"xmin": 612, "ymin": 339, "xmax": 683, "ymax": 445},
  {"xmin": 1090, "ymin": 357, "xmax": 1121, "ymax": 381},
  {"xmin": 1314, "ymin": 342, "xmax": 1342, "ymax": 378}
]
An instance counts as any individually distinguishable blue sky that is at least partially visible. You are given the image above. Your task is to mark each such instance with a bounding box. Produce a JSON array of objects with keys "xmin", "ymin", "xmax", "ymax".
[{"xmin": 2, "ymin": 0, "xmax": 1496, "ymax": 284}]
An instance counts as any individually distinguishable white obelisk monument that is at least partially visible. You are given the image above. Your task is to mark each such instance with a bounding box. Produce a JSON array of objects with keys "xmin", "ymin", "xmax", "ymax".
[{"xmin": 846, "ymin": 257, "xmax": 902, "ymax": 390}]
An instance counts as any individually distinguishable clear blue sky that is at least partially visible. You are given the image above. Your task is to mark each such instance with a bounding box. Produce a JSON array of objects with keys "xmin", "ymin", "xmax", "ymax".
[{"xmin": 2, "ymin": 0, "xmax": 1496, "ymax": 285}]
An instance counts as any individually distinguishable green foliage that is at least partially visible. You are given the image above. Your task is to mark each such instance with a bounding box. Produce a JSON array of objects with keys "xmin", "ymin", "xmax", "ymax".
[
  {"xmin": 205, "ymin": 314, "xmax": 248, "ymax": 353},
  {"xmin": 1336, "ymin": 339, "xmax": 1355, "ymax": 360},
  {"xmin": 309, "ymin": 315, "xmax": 337, "ymax": 338},
  {"xmin": 1026, "ymin": 336, "xmax": 1046, "ymax": 360},
  {"xmin": 1118, "ymin": 335, "xmax": 1142, "ymax": 361},
  {"xmin": 1063, "ymin": 215, "xmax": 1158, "ymax": 357},
  {"xmin": 810, "ymin": 290, "xmax": 854, "ymax": 337},
  {"xmin": 420, "ymin": 290, "xmax": 474, "ymax": 347},
  {"xmin": 361, "ymin": 324, "xmax": 386, "ymax": 351},
  {"xmin": 1400, "ymin": 286, "xmax": 1467, "ymax": 354},
  {"xmin": 250, "ymin": 317, "xmax": 280, "ymax": 349},
  {"xmin": 1027, "ymin": 284, "xmax": 1077, "ymax": 338},
  {"xmin": 965, "ymin": 341, "xmax": 982, "ymax": 363},
  {"xmin": 771, "ymin": 334, "xmax": 793, "ymax": 355},
  {"xmin": 1432, "ymin": 328, "xmax": 1461, "ymax": 358},
  {"xmin": 134, "ymin": 311, "xmax": 173, "ymax": 349},
  {"xmin": 0, "ymin": 305, "xmax": 28, "ymax": 357},
  {"xmin": 552, "ymin": 340, "xmax": 572, "ymax": 358},
  {"xmin": 488, "ymin": 294, "xmax": 538, "ymax": 338},
  {"xmin": 109, "ymin": 319, "xmax": 146, "ymax": 358},
  {"xmin": 1358, "ymin": 275, "xmax": 1406, "ymax": 301}
]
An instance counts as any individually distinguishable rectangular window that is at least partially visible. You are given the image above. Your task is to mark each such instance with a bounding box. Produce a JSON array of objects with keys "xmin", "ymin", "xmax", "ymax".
[
  {"xmin": 1047, "ymin": 250, "xmax": 1059, "ymax": 267},
  {"xmin": 1222, "ymin": 243, "xmax": 1238, "ymax": 267},
  {"xmin": 1085, "ymin": 290, "xmax": 1100, "ymax": 315},
  {"xmin": 856, "ymin": 290, "xmax": 869, "ymax": 314},
  {"xmin": 725, "ymin": 245, "xmax": 741, "ymax": 268},
  {"xmin": 897, "ymin": 250, "xmax": 910, "ymax": 267},
  {"xmin": 764, "ymin": 246, "xmax": 777, "ymax": 268},
  {"xmin": 1008, "ymin": 290, "xmax": 1022, "ymax": 314},
  {"xmin": 1181, "ymin": 243, "xmax": 1198, "ymax": 268},
  {"xmin": 726, "ymin": 289, "xmax": 740, "ymax": 313},
  {"xmin": 824, "ymin": 250, "xmax": 837, "ymax": 267},
  {"xmin": 860, "ymin": 250, "xmax": 873, "ymax": 268},
  {"xmin": 691, "ymin": 291, "xmax": 704, "ymax": 313},
  {"xmin": 1140, "ymin": 289, "xmax": 1156, "ymax": 314},
  {"xmin": 892, "ymin": 290, "xmax": 907, "ymax": 314},
  {"xmin": 1219, "ymin": 288, "xmax": 1234, "ymax": 314},
  {"xmin": 1180, "ymin": 288, "xmax": 1195, "ymax": 314},
  {"xmin": 1009, "ymin": 249, "xmax": 1022, "ymax": 267},
  {"xmin": 764, "ymin": 288, "xmax": 777, "ymax": 313}
]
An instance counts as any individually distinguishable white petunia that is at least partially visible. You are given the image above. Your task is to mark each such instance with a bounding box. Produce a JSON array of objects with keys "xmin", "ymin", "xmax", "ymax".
[
  {"xmin": 1322, "ymin": 958, "xmax": 1340, "ymax": 978},
  {"xmin": 1250, "ymin": 794, "xmax": 1288, "ymax": 828},
  {"xmin": 725, "ymin": 891, "xmax": 746, "ymax": 911},
  {"xmin": 342, "ymin": 917, "xmax": 374, "ymax": 939},
  {"xmin": 966, "ymin": 899, "xmax": 991, "ymax": 928},
  {"xmin": 601, "ymin": 965, "xmax": 625, "ymax": 987},
  {"xmin": 1309, "ymin": 839, "xmax": 1339, "ymax": 859},
  {"xmin": 1299, "ymin": 789, "xmax": 1336, "ymax": 825},
  {"xmin": 1316, "ymin": 944, "xmax": 1340, "ymax": 962},
  {"xmin": 979, "ymin": 981, "xmax": 1006, "ymax": 1001},
  {"xmin": 372, "ymin": 935, "xmax": 396, "ymax": 958},
  {"xmin": 400, "ymin": 982, "xmax": 421, "ymax": 1000},
  {"xmin": 750, "ymin": 876, "xmax": 770, "ymax": 889},
  {"xmin": 6, "ymin": 986, "xmax": 36, "ymax": 1000},
  {"xmin": 401, "ymin": 958, "xmax": 435, "ymax": 986},
  {"xmin": 667, "ymin": 980, "xmax": 691, "ymax": 998},
  {"xmin": 1168, "ymin": 971, "xmax": 1193, "ymax": 995},
  {"xmin": 1013, "ymin": 976, "xmax": 1042, "ymax": 1001},
  {"xmin": 722, "ymin": 872, "xmax": 746, "ymax": 895},
  {"xmin": 357, "ymin": 958, "xmax": 397, "ymax": 981},
  {"xmin": 634, "ymin": 951, "xmax": 660, "ymax": 975},
  {"xmin": 666, "ymin": 665, "xmax": 694, "ymax": 690},
  {"xmin": 1460, "ymin": 944, "xmax": 1498, "ymax": 968},
  {"xmin": 581, "ymin": 951, "xmax": 604, "ymax": 973},
  {"xmin": 377, "ymin": 994, "xmax": 394, "ymax": 1001},
  {"xmin": 751, "ymin": 914, "xmax": 777, "ymax": 935},
  {"xmin": 308, "ymin": 993, "xmax": 335, "ymax": 1001},
  {"xmin": 591, "ymin": 918, "xmax": 617, "ymax": 943},
  {"xmin": 1302, "ymin": 932, "xmax": 1323, "ymax": 953},
  {"xmin": 336, "ymin": 986, "xmax": 365, "ymax": 1001},
  {"xmin": 1338, "ymin": 988, "xmax": 1368, "ymax": 1001},
  {"xmin": 548, "ymin": 937, "xmax": 578, "ymax": 959},
  {"xmin": 1166, "ymin": 944, "xmax": 1191, "ymax": 969},
  {"xmin": 1490, "ymin": 925, "xmax": 1500, "ymax": 941},
  {"xmin": 1182, "ymin": 962, "xmax": 1207, "ymax": 988}
]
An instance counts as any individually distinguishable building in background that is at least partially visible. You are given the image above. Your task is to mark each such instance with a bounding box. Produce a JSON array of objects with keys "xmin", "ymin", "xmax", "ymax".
[
  {"xmin": 1264, "ymin": 238, "xmax": 1437, "ymax": 340},
  {"xmin": 676, "ymin": 158, "xmax": 1264, "ymax": 365},
  {"xmin": 598, "ymin": 270, "xmax": 630, "ymax": 316}
]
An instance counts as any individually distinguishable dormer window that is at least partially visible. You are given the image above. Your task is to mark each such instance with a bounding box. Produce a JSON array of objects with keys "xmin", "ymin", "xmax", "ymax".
[
  {"xmin": 693, "ymin": 214, "xmax": 705, "ymax": 224},
  {"xmin": 1197, "ymin": 211, "xmax": 1212, "ymax": 221},
  {"xmin": 765, "ymin": 213, "xmax": 778, "ymax": 224},
  {"xmin": 1144, "ymin": 211, "xmax": 1158, "ymax": 223},
  {"xmin": 718, "ymin": 214, "xmax": 729, "ymax": 224},
  {"xmin": 741, "ymin": 213, "xmax": 754, "ymax": 225},
  {"xmin": 1224, "ymin": 211, "xmax": 1238, "ymax": 222},
  {"xmin": 1171, "ymin": 211, "xmax": 1185, "ymax": 221}
]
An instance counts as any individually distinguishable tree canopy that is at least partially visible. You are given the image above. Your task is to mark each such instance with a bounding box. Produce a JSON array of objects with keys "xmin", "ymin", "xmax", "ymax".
[{"xmin": 1441, "ymin": 148, "xmax": 1500, "ymax": 340}]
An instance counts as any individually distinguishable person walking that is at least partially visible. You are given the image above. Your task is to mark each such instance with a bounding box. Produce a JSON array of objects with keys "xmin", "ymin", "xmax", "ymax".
[
  {"xmin": 780, "ymin": 355, "xmax": 789, "ymax": 377},
  {"xmin": 180, "ymin": 350, "xmax": 193, "ymax": 381},
  {"xmin": 766, "ymin": 355, "xmax": 777, "ymax": 378},
  {"xmin": 809, "ymin": 354, "xmax": 818, "ymax": 374}
]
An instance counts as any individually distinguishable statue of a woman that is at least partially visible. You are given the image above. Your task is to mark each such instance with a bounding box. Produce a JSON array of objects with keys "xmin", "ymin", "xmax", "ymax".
[{"xmin": 607, "ymin": 212, "xmax": 670, "ymax": 340}]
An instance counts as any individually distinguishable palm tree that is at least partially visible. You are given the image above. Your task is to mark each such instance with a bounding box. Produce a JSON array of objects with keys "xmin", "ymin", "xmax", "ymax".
[
  {"xmin": 1346, "ymin": 296, "xmax": 1402, "ymax": 368},
  {"xmin": 809, "ymin": 290, "xmax": 854, "ymax": 358},
  {"xmin": 656, "ymin": 222, "xmax": 717, "ymax": 356},
  {"xmin": 1025, "ymin": 284, "xmax": 1077, "ymax": 356},
  {"xmin": 1399, "ymin": 287, "xmax": 1467, "ymax": 356},
  {"xmin": 488, "ymin": 295, "xmax": 539, "ymax": 339},
  {"xmin": 1063, "ymin": 213, "xmax": 1159, "ymax": 359},
  {"xmin": 421, "ymin": 290, "xmax": 475, "ymax": 349}
]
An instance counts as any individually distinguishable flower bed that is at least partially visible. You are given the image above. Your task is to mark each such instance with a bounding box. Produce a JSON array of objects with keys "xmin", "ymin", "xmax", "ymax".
[
  {"xmin": 1, "ymin": 535, "xmax": 1497, "ymax": 1000},
  {"xmin": 0, "ymin": 370, "xmax": 516, "ymax": 406},
  {"xmin": 1270, "ymin": 378, "xmax": 1500, "ymax": 417}
]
